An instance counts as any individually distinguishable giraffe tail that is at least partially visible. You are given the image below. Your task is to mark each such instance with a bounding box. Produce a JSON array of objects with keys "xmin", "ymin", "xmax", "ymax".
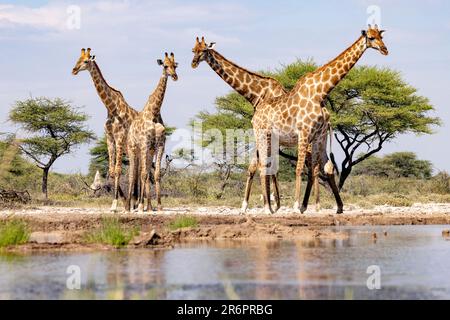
[{"xmin": 324, "ymin": 124, "xmax": 334, "ymax": 175}]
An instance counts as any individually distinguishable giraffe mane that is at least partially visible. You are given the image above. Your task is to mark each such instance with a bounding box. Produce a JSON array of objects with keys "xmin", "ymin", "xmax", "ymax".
[
  {"xmin": 314, "ymin": 35, "xmax": 365, "ymax": 74},
  {"xmin": 210, "ymin": 49, "xmax": 285, "ymax": 90},
  {"xmin": 92, "ymin": 61, "xmax": 126, "ymax": 98}
]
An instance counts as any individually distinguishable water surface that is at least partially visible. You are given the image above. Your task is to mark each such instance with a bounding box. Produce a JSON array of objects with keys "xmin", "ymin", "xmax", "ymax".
[{"xmin": 1, "ymin": 225, "xmax": 449, "ymax": 299}]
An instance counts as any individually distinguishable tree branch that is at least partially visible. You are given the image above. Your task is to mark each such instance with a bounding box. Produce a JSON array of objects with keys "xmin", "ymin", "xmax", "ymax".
[{"xmin": 15, "ymin": 142, "xmax": 46, "ymax": 168}]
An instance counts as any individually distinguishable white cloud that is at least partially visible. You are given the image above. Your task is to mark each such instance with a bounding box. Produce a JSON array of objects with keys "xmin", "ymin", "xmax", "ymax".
[
  {"xmin": 0, "ymin": 3, "xmax": 69, "ymax": 30},
  {"xmin": 0, "ymin": 0, "xmax": 250, "ymax": 34}
]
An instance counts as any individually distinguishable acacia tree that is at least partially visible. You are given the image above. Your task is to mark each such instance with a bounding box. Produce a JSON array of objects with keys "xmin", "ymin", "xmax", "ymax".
[
  {"xmin": 193, "ymin": 60, "xmax": 440, "ymax": 188},
  {"xmin": 352, "ymin": 152, "xmax": 433, "ymax": 179},
  {"xmin": 326, "ymin": 66, "xmax": 440, "ymax": 188},
  {"xmin": 9, "ymin": 97, "xmax": 95, "ymax": 198}
]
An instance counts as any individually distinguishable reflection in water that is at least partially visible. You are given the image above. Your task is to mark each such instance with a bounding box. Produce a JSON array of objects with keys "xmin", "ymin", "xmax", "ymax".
[{"xmin": 1, "ymin": 226, "xmax": 450, "ymax": 300}]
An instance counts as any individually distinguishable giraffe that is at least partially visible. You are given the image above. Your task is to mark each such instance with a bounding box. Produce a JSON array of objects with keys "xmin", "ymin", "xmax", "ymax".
[
  {"xmin": 191, "ymin": 37, "xmax": 343, "ymax": 213},
  {"xmin": 251, "ymin": 24, "xmax": 388, "ymax": 214},
  {"xmin": 126, "ymin": 52, "xmax": 178, "ymax": 214},
  {"xmin": 72, "ymin": 48, "xmax": 139, "ymax": 212}
]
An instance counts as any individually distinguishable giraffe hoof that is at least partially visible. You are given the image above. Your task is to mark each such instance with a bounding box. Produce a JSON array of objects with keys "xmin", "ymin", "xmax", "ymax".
[
  {"xmin": 293, "ymin": 202, "xmax": 302, "ymax": 214},
  {"xmin": 300, "ymin": 205, "xmax": 307, "ymax": 214},
  {"xmin": 110, "ymin": 200, "xmax": 118, "ymax": 213},
  {"xmin": 336, "ymin": 208, "xmax": 344, "ymax": 215},
  {"xmin": 241, "ymin": 201, "xmax": 249, "ymax": 214},
  {"xmin": 137, "ymin": 204, "xmax": 145, "ymax": 215},
  {"xmin": 315, "ymin": 204, "xmax": 321, "ymax": 213}
]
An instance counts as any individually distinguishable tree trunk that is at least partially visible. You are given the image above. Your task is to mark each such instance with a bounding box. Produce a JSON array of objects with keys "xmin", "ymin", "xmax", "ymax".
[
  {"xmin": 42, "ymin": 167, "xmax": 49, "ymax": 199},
  {"xmin": 338, "ymin": 166, "xmax": 352, "ymax": 191}
]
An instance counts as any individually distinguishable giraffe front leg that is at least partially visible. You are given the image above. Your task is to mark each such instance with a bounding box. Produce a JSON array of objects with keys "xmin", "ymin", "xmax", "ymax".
[
  {"xmin": 125, "ymin": 147, "xmax": 137, "ymax": 213},
  {"xmin": 293, "ymin": 138, "xmax": 308, "ymax": 214},
  {"xmin": 106, "ymin": 130, "xmax": 116, "ymax": 183},
  {"xmin": 241, "ymin": 151, "xmax": 258, "ymax": 213},
  {"xmin": 271, "ymin": 175, "xmax": 281, "ymax": 212},
  {"xmin": 301, "ymin": 150, "xmax": 313, "ymax": 213},
  {"xmin": 145, "ymin": 171, "xmax": 153, "ymax": 213},
  {"xmin": 313, "ymin": 161, "xmax": 321, "ymax": 213},
  {"xmin": 154, "ymin": 139, "xmax": 165, "ymax": 212},
  {"xmin": 256, "ymin": 131, "xmax": 274, "ymax": 215},
  {"xmin": 111, "ymin": 143, "xmax": 124, "ymax": 212},
  {"xmin": 138, "ymin": 149, "xmax": 153, "ymax": 215}
]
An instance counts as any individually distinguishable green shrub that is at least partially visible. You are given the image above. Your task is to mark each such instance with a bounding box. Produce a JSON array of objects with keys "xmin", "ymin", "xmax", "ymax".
[
  {"xmin": 85, "ymin": 217, "xmax": 138, "ymax": 248},
  {"xmin": 429, "ymin": 172, "xmax": 450, "ymax": 195},
  {"xmin": 0, "ymin": 219, "xmax": 30, "ymax": 247},
  {"xmin": 168, "ymin": 216, "xmax": 198, "ymax": 230}
]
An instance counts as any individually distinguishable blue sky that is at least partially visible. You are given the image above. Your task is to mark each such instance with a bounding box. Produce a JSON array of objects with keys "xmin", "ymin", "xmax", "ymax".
[{"xmin": 0, "ymin": 0, "xmax": 449, "ymax": 174}]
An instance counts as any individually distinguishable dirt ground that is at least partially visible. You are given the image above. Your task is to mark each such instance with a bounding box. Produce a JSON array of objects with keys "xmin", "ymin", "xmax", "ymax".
[{"xmin": 1, "ymin": 203, "xmax": 450, "ymax": 251}]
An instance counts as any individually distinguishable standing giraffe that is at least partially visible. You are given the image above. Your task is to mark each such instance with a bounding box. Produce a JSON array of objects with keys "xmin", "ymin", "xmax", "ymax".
[
  {"xmin": 126, "ymin": 53, "xmax": 178, "ymax": 213},
  {"xmin": 252, "ymin": 25, "xmax": 388, "ymax": 214},
  {"xmin": 72, "ymin": 48, "xmax": 138, "ymax": 212},
  {"xmin": 191, "ymin": 37, "xmax": 343, "ymax": 213}
]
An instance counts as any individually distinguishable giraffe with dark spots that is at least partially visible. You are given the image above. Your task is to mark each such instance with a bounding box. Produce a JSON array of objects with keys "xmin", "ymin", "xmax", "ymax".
[
  {"xmin": 72, "ymin": 48, "xmax": 139, "ymax": 212},
  {"xmin": 191, "ymin": 37, "xmax": 342, "ymax": 213},
  {"xmin": 126, "ymin": 53, "xmax": 178, "ymax": 214},
  {"xmin": 250, "ymin": 25, "xmax": 388, "ymax": 214}
]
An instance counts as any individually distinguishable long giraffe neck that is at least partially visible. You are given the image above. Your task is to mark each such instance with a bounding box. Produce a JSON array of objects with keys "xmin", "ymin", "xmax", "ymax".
[
  {"xmin": 88, "ymin": 61, "xmax": 125, "ymax": 115},
  {"xmin": 206, "ymin": 50, "xmax": 285, "ymax": 107},
  {"xmin": 312, "ymin": 36, "xmax": 367, "ymax": 99},
  {"xmin": 143, "ymin": 74, "xmax": 168, "ymax": 120}
]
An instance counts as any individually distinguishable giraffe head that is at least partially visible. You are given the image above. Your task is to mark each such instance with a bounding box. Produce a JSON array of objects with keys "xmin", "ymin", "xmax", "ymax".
[
  {"xmin": 72, "ymin": 48, "xmax": 95, "ymax": 75},
  {"xmin": 191, "ymin": 36, "xmax": 216, "ymax": 68},
  {"xmin": 157, "ymin": 52, "xmax": 178, "ymax": 81},
  {"xmin": 362, "ymin": 24, "xmax": 388, "ymax": 55}
]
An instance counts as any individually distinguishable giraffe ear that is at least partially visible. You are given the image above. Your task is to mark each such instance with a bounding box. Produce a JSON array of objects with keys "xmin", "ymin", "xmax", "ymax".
[
  {"xmin": 361, "ymin": 30, "xmax": 367, "ymax": 37},
  {"xmin": 380, "ymin": 30, "xmax": 386, "ymax": 35},
  {"xmin": 208, "ymin": 42, "xmax": 216, "ymax": 50},
  {"xmin": 157, "ymin": 59, "xmax": 163, "ymax": 66},
  {"xmin": 90, "ymin": 55, "xmax": 96, "ymax": 61}
]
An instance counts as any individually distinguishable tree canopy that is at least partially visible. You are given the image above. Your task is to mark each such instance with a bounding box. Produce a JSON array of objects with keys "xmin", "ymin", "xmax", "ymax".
[
  {"xmin": 9, "ymin": 97, "xmax": 95, "ymax": 198},
  {"xmin": 352, "ymin": 152, "xmax": 433, "ymax": 179},
  {"xmin": 325, "ymin": 66, "xmax": 440, "ymax": 188},
  {"xmin": 193, "ymin": 60, "xmax": 440, "ymax": 187}
]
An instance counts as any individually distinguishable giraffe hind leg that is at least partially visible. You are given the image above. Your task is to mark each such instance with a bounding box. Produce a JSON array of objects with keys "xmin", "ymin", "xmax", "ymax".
[
  {"xmin": 241, "ymin": 151, "xmax": 258, "ymax": 213},
  {"xmin": 271, "ymin": 175, "xmax": 281, "ymax": 212},
  {"xmin": 257, "ymin": 131, "xmax": 274, "ymax": 215},
  {"xmin": 125, "ymin": 149, "xmax": 137, "ymax": 212}
]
